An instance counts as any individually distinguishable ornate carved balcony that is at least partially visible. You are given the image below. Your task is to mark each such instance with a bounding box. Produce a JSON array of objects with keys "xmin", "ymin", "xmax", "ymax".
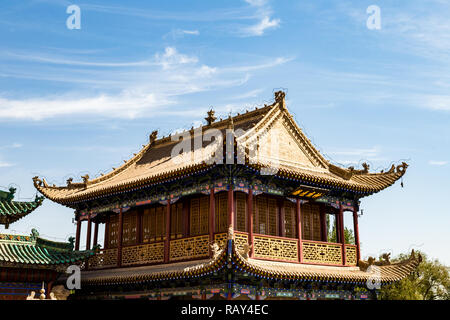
[
  {"xmin": 302, "ymin": 240, "xmax": 343, "ymax": 265},
  {"xmin": 87, "ymin": 235, "xmax": 357, "ymax": 269},
  {"xmin": 253, "ymin": 234, "xmax": 298, "ymax": 262}
]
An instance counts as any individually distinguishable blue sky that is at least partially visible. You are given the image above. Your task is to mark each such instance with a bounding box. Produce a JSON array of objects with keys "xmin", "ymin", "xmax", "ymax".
[{"xmin": 0, "ymin": 0, "xmax": 449, "ymax": 265}]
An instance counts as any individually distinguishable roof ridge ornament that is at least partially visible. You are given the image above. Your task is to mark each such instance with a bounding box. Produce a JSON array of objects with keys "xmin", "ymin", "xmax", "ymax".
[
  {"xmin": 150, "ymin": 130, "xmax": 158, "ymax": 144},
  {"xmin": 274, "ymin": 90, "xmax": 286, "ymax": 109},
  {"xmin": 205, "ymin": 109, "xmax": 217, "ymax": 126}
]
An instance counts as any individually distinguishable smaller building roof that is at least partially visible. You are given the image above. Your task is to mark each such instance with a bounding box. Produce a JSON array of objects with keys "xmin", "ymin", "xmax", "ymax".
[
  {"xmin": 0, "ymin": 229, "xmax": 94, "ymax": 269},
  {"xmin": 0, "ymin": 187, "xmax": 44, "ymax": 228}
]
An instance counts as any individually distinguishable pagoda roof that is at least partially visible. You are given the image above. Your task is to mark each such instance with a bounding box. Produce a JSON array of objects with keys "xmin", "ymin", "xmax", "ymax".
[
  {"xmin": 0, "ymin": 229, "xmax": 94, "ymax": 269},
  {"xmin": 33, "ymin": 91, "xmax": 408, "ymax": 206},
  {"xmin": 76, "ymin": 235, "xmax": 420, "ymax": 286},
  {"xmin": 0, "ymin": 188, "xmax": 43, "ymax": 228}
]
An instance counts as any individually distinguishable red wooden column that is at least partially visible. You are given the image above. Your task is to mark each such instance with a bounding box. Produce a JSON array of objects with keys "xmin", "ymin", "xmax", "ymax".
[
  {"xmin": 164, "ymin": 201, "xmax": 171, "ymax": 263},
  {"xmin": 137, "ymin": 209, "xmax": 143, "ymax": 244},
  {"xmin": 338, "ymin": 203, "xmax": 346, "ymax": 265},
  {"xmin": 320, "ymin": 205, "xmax": 327, "ymax": 242},
  {"xmin": 104, "ymin": 218, "xmax": 110, "ymax": 249},
  {"xmin": 247, "ymin": 188, "xmax": 254, "ymax": 257},
  {"xmin": 75, "ymin": 219, "xmax": 81, "ymax": 251},
  {"xmin": 353, "ymin": 207, "xmax": 361, "ymax": 261},
  {"xmin": 227, "ymin": 186, "xmax": 234, "ymax": 230},
  {"xmin": 117, "ymin": 208, "xmax": 124, "ymax": 267},
  {"xmin": 296, "ymin": 199, "xmax": 303, "ymax": 263},
  {"xmin": 86, "ymin": 214, "xmax": 92, "ymax": 250},
  {"xmin": 209, "ymin": 188, "xmax": 215, "ymax": 255},
  {"xmin": 93, "ymin": 221, "xmax": 99, "ymax": 247},
  {"xmin": 279, "ymin": 199, "xmax": 286, "ymax": 237}
]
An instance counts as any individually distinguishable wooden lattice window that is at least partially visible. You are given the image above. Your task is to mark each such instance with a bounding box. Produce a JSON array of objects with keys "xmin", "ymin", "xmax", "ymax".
[
  {"xmin": 236, "ymin": 192, "xmax": 247, "ymax": 232},
  {"xmin": 122, "ymin": 210, "xmax": 137, "ymax": 246},
  {"xmin": 215, "ymin": 192, "xmax": 228, "ymax": 233},
  {"xmin": 106, "ymin": 214, "xmax": 119, "ymax": 248},
  {"xmin": 255, "ymin": 196, "xmax": 279, "ymax": 236},
  {"xmin": 170, "ymin": 202, "xmax": 183, "ymax": 239},
  {"xmin": 284, "ymin": 201, "xmax": 297, "ymax": 238},
  {"xmin": 302, "ymin": 203, "xmax": 321, "ymax": 241},
  {"xmin": 190, "ymin": 196, "xmax": 209, "ymax": 236},
  {"xmin": 142, "ymin": 205, "xmax": 166, "ymax": 242}
]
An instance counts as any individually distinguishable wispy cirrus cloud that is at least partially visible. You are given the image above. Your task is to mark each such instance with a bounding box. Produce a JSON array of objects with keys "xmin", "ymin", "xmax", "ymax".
[
  {"xmin": 429, "ymin": 160, "xmax": 448, "ymax": 166},
  {"xmin": 0, "ymin": 46, "xmax": 291, "ymax": 120},
  {"xmin": 324, "ymin": 146, "xmax": 387, "ymax": 166},
  {"xmin": 240, "ymin": 0, "xmax": 280, "ymax": 36}
]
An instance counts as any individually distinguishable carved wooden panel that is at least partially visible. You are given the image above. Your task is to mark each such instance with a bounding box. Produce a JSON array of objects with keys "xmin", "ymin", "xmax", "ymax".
[
  {"xmin": 302, "ymin": 204, "xmax": 321, "ymax": 241},
  {"xmin": 284, "ymin": 201, "xmax": 297, "ymax": 238},
  {"xmin": 235, "ymin": 232, "xmax": 249, "ymax": 253},
  {"xmin": 214, "ymin": 233, "xmax": 227, "ymax": 249},
  {"xmin": 106, "ymin": 214, "xmax": 119, "ymax": 248},
  {"xmin": 143, "ymin": 206, "xmax": 166, "ymax": 243},
  {"xmin": 169, "ymin": 235, "xmax": 209, "ymax": 261},
  {"xmin": 170, "ymin": 202, "xmax": 183, "ymax": 239},
  {"xmin": 88, "ymin": 248, "xmax": 118, "ymax": 269},
  {"xmin": 302, "ymin": 241, "xmax": 342, "ymax": 265},
  {"xmin": 190, "ymin": 196, "xmax": 209, "ymax": 236},
  {"xmin": 253, "ymin": 235, "xmax": 298, "ymax": 262},
  {"xmin": 121, "ymin": 242, "xmax": 164, "ymax": 266},
  {"xmin": 122, "ymin": 211, "xmax": 137, "ymax": 246},
  {"xmin": 345, "ymin": 245, "xmax": 357, "ymax": 266},
  {"xmin": 215, "ymin": 192, "xmax": 228, "ymax": 233},
  {"xmin": 236, "ymin": 193, "xmax": 247, "ymax": 232}
]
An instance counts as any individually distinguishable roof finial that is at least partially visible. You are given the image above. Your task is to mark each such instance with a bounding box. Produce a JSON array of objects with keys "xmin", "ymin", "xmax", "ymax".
[
  {"xmin": 150, "ymin": 130, "xmax": 158, "ymax": 144},
  {"xmin": 274, "ymin": 90, "xmax": 286, "ymax": 109},
  {"xmin": 227, "ymin": 113, "xmax": 234, "ymax": 130},
  {"xmin": 205, "ymin": 108, "xmax": 217, "ymax": 126}
]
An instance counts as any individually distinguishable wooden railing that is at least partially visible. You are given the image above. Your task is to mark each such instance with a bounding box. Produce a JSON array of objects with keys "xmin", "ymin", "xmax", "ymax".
[
  {"xmin": 214, "ymin": 232, "xmax": 248, "ymax": 253},
  {"xmin": 88, "ymin": 248, "xmax": 118, "ymax": 269},
  {"xmin": 253, "ymin": 234, "xmax": 298, "ymax": 262},
  {"xmin": 345, "ymin": 244, "xmax": 358, "ymax": 266},
  {"xmin": 87, "ymin": 234, "xmax": 357, "ymax": 269},
  {"xmin": 169, "ymin": 235, "xmax": 210, "ymax": 261},
  {"xmin": 302, "ymin": 240, "xmax": 343, "ymax": 265},
  {"xmin": 121, "ymin": 242, "xmax": 164, "ymax": 266}
]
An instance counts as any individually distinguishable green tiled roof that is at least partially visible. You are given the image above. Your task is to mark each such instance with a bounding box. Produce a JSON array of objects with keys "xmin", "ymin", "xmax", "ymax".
[
  {"xmin": 0, "ymin": 229, "xmax": 94, "ymax": 267},
  {"xmin": 0, "ymin": 187, "xmax": 44, "ymax": 227}
]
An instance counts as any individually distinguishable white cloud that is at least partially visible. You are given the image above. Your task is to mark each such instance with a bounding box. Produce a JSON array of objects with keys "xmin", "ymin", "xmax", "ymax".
[
  {"xmin": 429, "ymin": 160, "xmax": 448, "ymax": 166},
  {"xmin": 154, "ymin": 47, "xmax": 198, "ymax": 70},
  {"xmin": 240, "ymin": 0, "xmax": 280, "ymax": 37},
  {"xmin": 244, "ymin": 16, "xmax": 280, "ymax": 36},
  {"xmin": 0, "ymin": 160, "xmax": 13, "ymax": 168},
  {"xmin": 0, "ymin": 46, "xmax": 291, "ymax": 120},
  {"xmin": 424, "ymin": 95, "xmax": 450, "ymax": 111}
]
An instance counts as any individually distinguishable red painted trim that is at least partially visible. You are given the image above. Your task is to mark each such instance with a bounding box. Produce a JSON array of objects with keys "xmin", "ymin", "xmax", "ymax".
[
  {"xmin": 94, "ymin": 221, "xmax": 99, "ymax": 246},
  {"xmin": 86, "ymin": 214, "xmax": 92, "ymax": 250},
  {"xmin": 353, "ymin": 208, "xmax": 361, "ymax": 261},
  {"xmin": 75, "ymin": 219, "xmax": 81, "ymax": 251},
  {"xmin": 228, "ymin": 188, "xmax": 234, "ymax": 229}
]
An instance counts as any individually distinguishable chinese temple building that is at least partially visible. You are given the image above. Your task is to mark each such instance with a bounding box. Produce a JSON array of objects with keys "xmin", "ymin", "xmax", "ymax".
[
  {"xmin": 33, "ymin": 91, "xmax": 420, "ymax": 300},
  {"xmin": 0, "ymin": 186, "xmax": 93, "ymax": 300}
]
